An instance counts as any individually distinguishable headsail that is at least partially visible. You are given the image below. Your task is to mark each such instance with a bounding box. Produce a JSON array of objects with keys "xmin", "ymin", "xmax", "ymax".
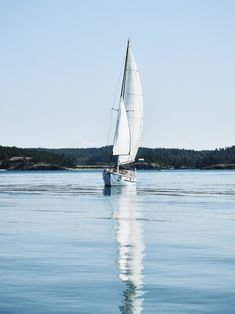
[
  {"xmin": 118, "ymin": 41, "xmax": 143, "ymax": 165},
  {"xmin": 113, "ymin": 97, "xmax": 130, "ymax": 156}
]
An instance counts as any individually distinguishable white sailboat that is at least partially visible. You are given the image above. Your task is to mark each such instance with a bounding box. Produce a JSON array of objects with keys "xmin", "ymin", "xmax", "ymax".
[{"xmin": 103, "ymin": 39, "xmax": 143, "ymax": 186}]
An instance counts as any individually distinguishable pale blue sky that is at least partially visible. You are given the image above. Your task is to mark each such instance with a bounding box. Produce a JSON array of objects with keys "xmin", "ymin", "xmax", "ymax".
[{"xmin": 0, "ymin": 0, "xmax": 234, "ymax": 149}]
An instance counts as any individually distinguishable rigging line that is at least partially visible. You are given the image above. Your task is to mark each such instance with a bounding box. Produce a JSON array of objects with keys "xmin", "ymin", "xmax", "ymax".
[
  {"xmin": 105, "ymin": 109, "xmax": 114, "ymax": 166},
  {"xmin": 106, "ymin": 57, "xmax": 125, "ymax": 147}
]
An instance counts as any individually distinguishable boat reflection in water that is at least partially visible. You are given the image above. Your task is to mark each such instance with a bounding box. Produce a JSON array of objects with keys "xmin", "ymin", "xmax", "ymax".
[{"xmin": 104, "ymin": 186, "xmax": 145, "ymax": 313}]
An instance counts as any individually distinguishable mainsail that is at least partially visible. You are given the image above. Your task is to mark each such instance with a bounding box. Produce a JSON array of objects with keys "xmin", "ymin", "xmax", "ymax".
[{"xmin": 113, "ymin": 40, "xmax": 143, "ymax": 165}]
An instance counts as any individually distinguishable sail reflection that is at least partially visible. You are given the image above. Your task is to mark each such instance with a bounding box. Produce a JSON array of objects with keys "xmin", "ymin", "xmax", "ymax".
[{"xmin": 106, "ymin": 186, "xmax": 145, "ymax": 314}]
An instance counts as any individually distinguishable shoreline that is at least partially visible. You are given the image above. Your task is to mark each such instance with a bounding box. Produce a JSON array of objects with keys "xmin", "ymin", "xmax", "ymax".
[{"xmin": 1, "ymin": 164, "xmax": 235, "ymax": 171}]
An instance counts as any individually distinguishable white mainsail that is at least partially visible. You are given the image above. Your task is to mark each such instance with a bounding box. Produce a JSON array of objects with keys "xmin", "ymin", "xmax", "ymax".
[
  {"xmin": 113, "ymin": 41, "xmax": 143, "ymax": 165},
  {"xmin": 113, "ymin": 97, "xmax": 130, "ymax": 155}
]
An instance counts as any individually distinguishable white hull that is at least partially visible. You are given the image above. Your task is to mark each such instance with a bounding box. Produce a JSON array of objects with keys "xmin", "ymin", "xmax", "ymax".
[{"xmin": 103, "ymin": 168, "xmax": 136, "ymax": 186}]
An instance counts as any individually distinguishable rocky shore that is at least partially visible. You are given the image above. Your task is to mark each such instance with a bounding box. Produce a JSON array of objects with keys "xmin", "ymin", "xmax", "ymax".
[
  {"xmin": 7, "ymin": 163, "xmax": 67, "ymax": 171},
  {"xmin": 203, "ymin": 164, "xmax": 235, "ymax": 170},
  {"xmin": 133, "ymin": 162, "xmax": 161, "ymax": 170},
  {"xmin": 2, "ymin": 157, "xmax": 68, "ymax": 171}
]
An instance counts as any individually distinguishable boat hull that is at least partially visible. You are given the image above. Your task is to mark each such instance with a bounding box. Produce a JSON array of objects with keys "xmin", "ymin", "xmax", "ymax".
[{"xmin": 103, "ymin": 168, "xmax": 136, "ymax": 186}]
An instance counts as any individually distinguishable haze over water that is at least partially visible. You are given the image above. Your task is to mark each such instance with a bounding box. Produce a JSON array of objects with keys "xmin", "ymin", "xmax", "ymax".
[{"xmin": 0, "ymin": 170, "xmax": 235, "ymax": 313}]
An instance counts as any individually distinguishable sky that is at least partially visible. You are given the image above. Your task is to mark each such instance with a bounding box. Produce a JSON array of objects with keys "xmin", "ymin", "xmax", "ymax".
[{"xmin": 0, "ymin": 0, "xmax": 235, "ymax": 150}]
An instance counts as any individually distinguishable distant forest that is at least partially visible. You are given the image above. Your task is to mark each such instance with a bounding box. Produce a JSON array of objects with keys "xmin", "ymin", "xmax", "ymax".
[
  {"xmin": 44, "ymin": 145, "xmax": 235, "ymax": 169},
  {"xmin": 1, "ymin": 145, "xmax": 235, "ymax": 169},
  {"xmin": 0, "ymin": 146, "xmax": 75, "ymax": 168}
]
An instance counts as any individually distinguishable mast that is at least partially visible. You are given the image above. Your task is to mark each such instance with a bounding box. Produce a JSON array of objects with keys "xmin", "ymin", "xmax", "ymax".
[
  {"xmin": 120, "ymin": 38, "xmax": 130, "ymax": 99},
  {"xmin": 117, "ymin": 39, "xmax": 130, "ymax": 171}
]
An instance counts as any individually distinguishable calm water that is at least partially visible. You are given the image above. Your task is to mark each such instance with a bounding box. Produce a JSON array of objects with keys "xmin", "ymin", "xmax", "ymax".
[{"xmin": 0, "ymin": 170, "xmax": 235, "ymax": 314}]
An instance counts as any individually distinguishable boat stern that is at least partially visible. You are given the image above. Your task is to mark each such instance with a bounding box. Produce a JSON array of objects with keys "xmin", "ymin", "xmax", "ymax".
[{"xmin": 102, "ymin": 168, "xmax": 136, "ymax": 186}]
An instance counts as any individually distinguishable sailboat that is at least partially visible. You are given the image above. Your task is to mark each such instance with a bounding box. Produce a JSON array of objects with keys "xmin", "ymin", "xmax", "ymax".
[{"xmin": 103, "ymin": 39, "xmax": 143, "ymax": 186}]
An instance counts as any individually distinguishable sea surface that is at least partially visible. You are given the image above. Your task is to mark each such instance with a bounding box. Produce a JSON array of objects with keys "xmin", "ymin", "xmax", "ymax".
[{"xmin": 0, "ymin": 170, "xmax": 235, "ymax": 314}]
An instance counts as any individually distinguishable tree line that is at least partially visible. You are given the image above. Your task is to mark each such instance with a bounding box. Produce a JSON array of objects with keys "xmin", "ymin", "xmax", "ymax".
[
  {"xmin": 0, "ymin": 146, "xmax": 75, "ymax": 168},
  {"xmin": 1, "ymin": 145, "xmax": 235, "ymax": 169},
  {"xmin": 44, "ymin": 145, "xmax": 235, "ymax": 168}
]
